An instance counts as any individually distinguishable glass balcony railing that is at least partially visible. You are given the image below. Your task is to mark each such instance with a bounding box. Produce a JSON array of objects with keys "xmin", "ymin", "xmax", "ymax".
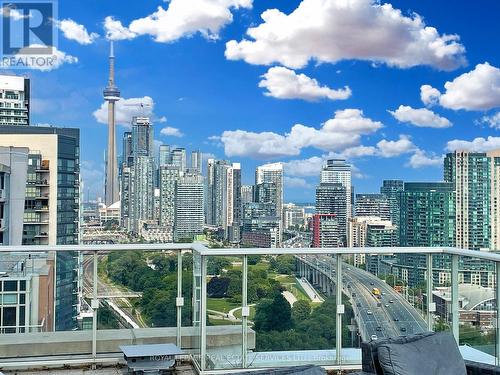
[{"xmin": 0, "ymin": 243, "xmax": 499, "ymax": 374}]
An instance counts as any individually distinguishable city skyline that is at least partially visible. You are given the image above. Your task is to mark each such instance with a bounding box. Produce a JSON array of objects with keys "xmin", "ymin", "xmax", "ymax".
[{"xmin": 9, "ymin": 0, "xmax": 500, "ymax": 202}]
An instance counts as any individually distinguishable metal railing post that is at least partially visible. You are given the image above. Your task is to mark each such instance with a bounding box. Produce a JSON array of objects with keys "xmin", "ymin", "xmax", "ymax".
[
  {"xmin": 92, "ymin": 250, "xmax": 98, "ymax": 368},
  {"xmin": 496, "ymin": 262, "xmax": 500, "ymax": 365},
  {"xmin": 200, "ymin": 255, "xmax": 207, "ymax": 371},
  {"xmin": 336, "ymin": 254, "xmax": 344, "ymax": 366},
  {"xmin": 176, "ymin": 250, "xmax": 183, "ymax": 348},
  {"xmin": 451, "ymin": 254, "xmax": 459, "ymax": 343},
  {"xmin": 426, "ymin": 253, "xmax": 434, "ymax": 331},
  {"xmin": 242, "ymin": 255, "xmax": 248, "ymax": 368}
]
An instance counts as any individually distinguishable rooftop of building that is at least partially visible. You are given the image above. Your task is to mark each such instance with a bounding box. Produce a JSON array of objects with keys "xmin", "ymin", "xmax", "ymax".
[{"xmin": 433, "ymin": 284, "xmax": 495, "ymax": 310}]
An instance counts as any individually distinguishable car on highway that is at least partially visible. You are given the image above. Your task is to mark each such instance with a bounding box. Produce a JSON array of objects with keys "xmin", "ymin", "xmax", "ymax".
[
  {"xmin": 370, "ymin": 282, "xmax": 375, "ymax": 286},
  {"xmin": 385, "ymin": 304, "xmax": 389, "ymax": 307},
  {"xmin": 367, "ymin": 310, "xmax": 373, "ymax": 315},
  {"xmin": 371, "ymin": 335, "xmax": 378, "ymax": 340},
  {"xmin": 393, "ymin": 317, "xmax": 399, "ymax": 322},
  {"xmin": 400, "ymin": 326, "xmax": 407, "ymax": 332},
  {"xmin": 389, "ymin": 300, "xmax": 394, "ymax": 303}
]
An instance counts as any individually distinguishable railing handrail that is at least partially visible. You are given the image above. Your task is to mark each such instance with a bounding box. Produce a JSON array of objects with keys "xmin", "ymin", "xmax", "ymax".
[{"xmin": 1, "ymin": 243, "xmax": 500, "ymax": 263}]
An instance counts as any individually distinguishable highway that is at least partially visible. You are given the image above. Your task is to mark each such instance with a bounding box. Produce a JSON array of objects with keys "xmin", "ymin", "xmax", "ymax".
[{"xmin": 302, "ymin": 255, "xmax": 427, "ymax": 341}]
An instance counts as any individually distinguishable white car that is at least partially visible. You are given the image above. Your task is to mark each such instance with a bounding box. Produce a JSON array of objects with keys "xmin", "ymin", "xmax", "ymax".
[
  {"xmin": 371, "ymin": 334, "xmax": 378, "ymax": 340},
  {"xmin": 367, "ymin": 310, "xmax": 373, "ymax": 315}
]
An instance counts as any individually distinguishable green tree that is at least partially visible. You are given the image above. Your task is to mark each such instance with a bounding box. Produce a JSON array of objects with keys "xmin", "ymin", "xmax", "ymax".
[
  {"xmin": 292, "ymin": 300, "xmax": 311, "ymax": 323},
  {"xmin": 254, "ymin": 293, "xmax": 292, "ymax": 332},
  {"xmin": 207, "ymin": 257, "xmax": 232, "ymax": 275},
  {"xmin": 269, "ymin": 255, "xmax": 296, "ymax": 275}
]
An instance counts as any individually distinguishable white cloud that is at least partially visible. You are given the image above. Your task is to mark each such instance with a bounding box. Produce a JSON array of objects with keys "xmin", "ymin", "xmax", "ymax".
[
  {"xmin": 259, "ymin": 66, "xmax": 351, "ymax": 101},
  {"xmin": 93, "ymin": 96, "xmax": 155, "ymax": 127},
  {"xmin": 339, "ymin": 145, "xmax": 377, "ymax": 158},
  {"xmin": 420, "ymin": 84, "xmax": 441, "ymax": 106},
  {"xmin": 351, "ymin": 164, "xmax": 368, "ymax": 179},
  {"xmin": 56, "ymin": 19, "xmax": 99, "ymax": 45},
  {"xmin": 160, "ymin": 126, "xmax": 184, "ymax": 137},
  {"xmin": 432, "ymin": 63, "xmax": 500, "ymax": 111},
  {"xmin": 220, "ymin": 129, "xmax": 301, "ymax": 159},
  {"xmin": 284, "ymin": 156, "xmax": 323, "ymax": 177},
  {"xmin": 284, "ymin": 176, "xmax": 312, "ymax": 189},
  {"xmin": 376, "ymin": 135, "xmax": 416, "ymax": 158},
  {"xmin": 478, "ymin": 112, "xmax": 500, "ymax": 130},
  {"xmin": 407, "ymin": 149, "xmax": 443, "ymax": 168},
  {"xmin": 446, "ymin": 137, "xmax": 500, "ymax": 152},
  {"xmin": 389, "ymin": 105, "xmax": 452, "ymax": 128},
  {"xmin": 218, "ymin": 109, "xmax": 382, "ymax": 159},
  {"xmin": 104, "ymin": 16, "xmax": 137, "ymax": 41},
  {"xmin": 225, "ymin": 0, "xmax": 466, "ymax": 70},
  {"xmin": 322, "ymin": 109, "xmax": 383, "ymax": 134},
  {"xmin": 105, "ymin": 0, "xmax": 252, "ymax": 43},
  {"xmin": 10, "ymin": 45, "xmax": 78, "ymax": 71}
]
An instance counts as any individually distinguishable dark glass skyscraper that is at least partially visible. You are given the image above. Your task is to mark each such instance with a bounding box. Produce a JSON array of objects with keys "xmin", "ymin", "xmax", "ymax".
[{"xmin": 380, "ymin": 179, "xmax": 404, "ymax": 227}]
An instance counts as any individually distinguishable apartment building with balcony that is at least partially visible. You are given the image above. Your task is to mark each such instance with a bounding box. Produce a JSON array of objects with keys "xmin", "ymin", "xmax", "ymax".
[
  {"xmin": 0, "ymin": 126, "xmax": 80, "ymax": 331},
  {"xmin": 0, "ymin": 75, "xmax": 30, "ymax": 127}
]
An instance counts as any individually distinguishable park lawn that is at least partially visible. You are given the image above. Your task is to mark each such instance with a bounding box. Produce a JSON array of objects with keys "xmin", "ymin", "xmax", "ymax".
[
  {"xmin": 249, "ymin": 262, "xmax": 269, "ymax": 272},
  {"xmin": 207, "ymin": 298, "xmax": 240, "ymax": 314},
  {"xmin": 209, "ymin": 317, "xmax": 240, "ymax": 326},
  {"xmin": 275, "ymin": 274, "xmax": 295, "ymax": 284}
]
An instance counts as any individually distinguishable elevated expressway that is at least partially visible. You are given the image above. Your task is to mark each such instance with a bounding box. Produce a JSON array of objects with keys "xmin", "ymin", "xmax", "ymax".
[{"xmin": 296, "ymin": 255, "xmax": 427, "ymax": 341}]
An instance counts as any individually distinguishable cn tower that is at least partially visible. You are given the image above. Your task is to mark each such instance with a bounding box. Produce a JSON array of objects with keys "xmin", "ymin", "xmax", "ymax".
[{"xmin": 103, "ymin": 41, "xmax": 120, "ymax": 206}]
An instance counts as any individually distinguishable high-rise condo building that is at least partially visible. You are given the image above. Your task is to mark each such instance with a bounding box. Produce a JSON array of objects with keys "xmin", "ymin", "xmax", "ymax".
[
  {"xmin": 380, "ymin": 180, "xmax": 404, "ymax": 227},
  {"xmin": 241, "ymin": 185, "xmax": 254, "ymax": 206},
  {"xmin": 121, "ymin": 117, "xmax": 155, "ymax": 233},
  {"xmin": 122, "ymin": 131, "xmax": 133, "ymax": 168},
  {"xmin": 159, "ymin": 144, "xmax": 171, "ymax": 166},
  {"xmin": 159, "ymin": 165, "xmax": 181, "ymax": 239},
  {"xmin": 348, "ymin": 217, "xmax": 397, "ymax": 273},
  {"xmin": 320, "ymin": 159, "xmax": 352, "ymax": 219},
  {"xmin": 0, "ymin": 75, "xmax": 30, "ymax": 126},
  {"xmin": 174, "ymin": 172, "xmax": 204, "ymax": 242},
  {"xmin": 132, "ymin": 117, "xmax": 153, "ymax": 158},
  {"xmin": 312, "ymin": 214, "xmax": 341, "ymax": 248},
  {"xmin": 241, "ymin": 202, "xmax": 280, "ymax": 248},
  {"xmin": 283, "ymin": 203, "xmax": 306, "ymax": 230},
  {"xmin": 191, "ymin": 150, "xmax": 202, "ymax": 174},
  {"xmin": 315, "ymin": 183, "xmax": 347, "ymax": 246},
  {"xmin": 397, "ymin": 182, "xmax": 455, "ymax": 287},
  {"xmin": 171, "ymin": 148, "xmax": 186, "ymax": 171},
  {"xmin": 206, "ymin": 159, "xmax": 241, "ymax": 242},
  {"xmin": 255, "ymin": 163, "xmax": 283, "ymax": 245},
  {"xmin": 488, "ymin": 150, "xmax": 500, "ymax": 251},
  {"xmin": 444, "ymin": 151, "xmax": 490, "ymax": 251},
  {"xmin": 354, "ymin": 194, "xmax": 390, "ymax": 220},
  {"xmin": 0, "ymin": 125, "xmax": 80, "ymax": 331}
]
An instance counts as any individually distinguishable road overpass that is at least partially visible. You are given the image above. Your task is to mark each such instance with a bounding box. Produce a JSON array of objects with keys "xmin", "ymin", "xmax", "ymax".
[{"xmin": 296, "ymin": 255, "xmax": 427, "ymax": 341}]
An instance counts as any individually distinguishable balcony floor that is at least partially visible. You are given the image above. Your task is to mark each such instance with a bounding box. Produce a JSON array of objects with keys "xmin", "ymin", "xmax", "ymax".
[{"xmin": 2, "ymin": 364, "xmax": 196, "ymax": 374}]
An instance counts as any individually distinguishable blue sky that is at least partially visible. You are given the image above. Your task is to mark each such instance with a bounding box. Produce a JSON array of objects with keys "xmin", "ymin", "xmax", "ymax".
[{"xmin": 12, "ymin": 0, "xmax": 500, "ymax": 202}]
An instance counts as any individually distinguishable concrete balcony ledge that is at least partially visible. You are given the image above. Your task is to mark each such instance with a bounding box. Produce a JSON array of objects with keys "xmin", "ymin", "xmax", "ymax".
[{"xmin": 0, "ymin": 326, "xmax": 255, "ymax": 359}]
